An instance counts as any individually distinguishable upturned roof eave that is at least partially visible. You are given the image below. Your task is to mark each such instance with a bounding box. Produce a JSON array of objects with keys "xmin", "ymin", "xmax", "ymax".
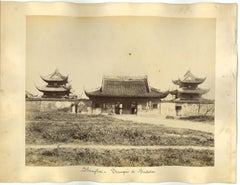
[
  {"xmin": 178, "ymin": 88, "xmax": 210, "ymax": 94},
  {"xmin": 84, "ymin": 90, "xmax": 169, "ymax": 99},
  {"xmin": 85, "ymin": 94, "xmax": 168, "ymax": 98},
  {"xmin": 40, "ymin": 75, "xmax": 68, "ymax": 82},
  {"xmin": 36, "ymin": 86, "xmax": 70, "ymax": 92},
  {"xmin": 173, "ymin": 78, "xmax": 206, "ymax": 85}
]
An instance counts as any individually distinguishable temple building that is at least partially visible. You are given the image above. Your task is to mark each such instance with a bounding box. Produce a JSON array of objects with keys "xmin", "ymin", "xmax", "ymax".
[
  {"xmin": 85, "ymin": 75, "xmax": 168, "ymax": 114},
  {"xmin": 172, "ymin": 70, "xmax": 210, "ymax": 103},
  {"xmin": 36, "ymin": 69, "xmax": 71, "ymax": 98}
]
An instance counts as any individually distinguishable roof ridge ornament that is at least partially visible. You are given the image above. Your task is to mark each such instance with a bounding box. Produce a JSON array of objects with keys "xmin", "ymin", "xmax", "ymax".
[
  {"xmin": 184, "ymin": 70, "xmax": 196, "ymax": 81},
  {"xmin": 103, "ymin": 75, "xmax": 148, "ymax": 81}
]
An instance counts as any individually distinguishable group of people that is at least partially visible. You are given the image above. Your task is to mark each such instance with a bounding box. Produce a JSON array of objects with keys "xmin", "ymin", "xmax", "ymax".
[
  {"xmin": 114, "ymin": 103, "xmax": 123, "ymax": 114},
  {"xmin": 114, "ymin": 102, "xmax": 138, "ymax": 115},
  {"xmin": 72, "ymin": 101, "xmax": 138, "ymax": 115},
  {"xmin": 131, "ymin": 103, "xmax": 138, "ymax": 114}
]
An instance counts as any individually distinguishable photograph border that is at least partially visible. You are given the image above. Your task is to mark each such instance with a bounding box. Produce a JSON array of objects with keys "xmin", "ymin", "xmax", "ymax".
[{"xmin": 0, "ymin": 2, "xmax": 237, "ymax": 183}]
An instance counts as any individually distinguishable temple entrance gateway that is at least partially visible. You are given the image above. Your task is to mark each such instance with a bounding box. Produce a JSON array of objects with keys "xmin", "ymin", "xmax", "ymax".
[
  {"xmin": 175, "ymin": 105, "xmax": 182, "ymax": 116},
  {"xmin": 85, "ymin": 76, "xmax": 169, "ymax": 114}
]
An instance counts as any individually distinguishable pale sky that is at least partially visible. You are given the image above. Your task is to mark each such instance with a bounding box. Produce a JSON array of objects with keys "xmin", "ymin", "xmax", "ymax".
[{"xmin": 26, "ymin": 16, "xmax": 215, "ymax": 99}]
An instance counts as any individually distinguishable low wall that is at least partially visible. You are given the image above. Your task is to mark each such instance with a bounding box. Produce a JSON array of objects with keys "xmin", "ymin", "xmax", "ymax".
[
  {"xmin": 26, "ymin": 98, "xmax": 214, "ymax": 117},
  {"xmin": 179, "ymin": 103, "xmax": 214, "ymax": 116},
  {"xmin": 161, "ymin": 102, "xmax": 215, "ymax": 117},
  {"xmin": 26, "ymin": 98, "xmax": 92, "ymax": 113},
  {"xmin": 161, "ymin": 102, "xmax": 176, "ymax": 116}
]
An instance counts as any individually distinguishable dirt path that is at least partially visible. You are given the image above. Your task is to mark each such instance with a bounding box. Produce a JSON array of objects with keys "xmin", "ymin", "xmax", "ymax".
[
  {"xmin": 113, "ymin": 115, "xmax": 214, "ymax": 133},
  {"xmin": 26, "ymin": 144, "xmax": 213, "ymax": 150}
]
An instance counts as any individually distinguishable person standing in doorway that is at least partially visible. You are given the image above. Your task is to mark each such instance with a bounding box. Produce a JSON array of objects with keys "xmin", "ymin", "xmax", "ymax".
[{"xmin": 74, "ymin": 101, "xmax": 79, "ymax": 114}]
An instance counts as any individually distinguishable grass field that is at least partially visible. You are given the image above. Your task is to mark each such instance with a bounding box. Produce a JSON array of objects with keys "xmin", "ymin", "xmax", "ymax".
[
  {"xmin": 25, "ymin": 111, "xmax": 214, "ymax": 166},
  {"xmin": 26, "ymin": 147, "xmax": 214, "ymax": 166}
]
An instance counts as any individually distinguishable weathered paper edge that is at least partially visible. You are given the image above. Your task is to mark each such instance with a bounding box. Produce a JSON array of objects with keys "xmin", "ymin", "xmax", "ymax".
[{"xmin": 0, "ymin": 2, "xmax": 237, "ymax": 183}]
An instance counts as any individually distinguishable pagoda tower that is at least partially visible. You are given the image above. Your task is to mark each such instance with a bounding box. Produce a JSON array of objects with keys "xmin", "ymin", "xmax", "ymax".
[
  {"xmin": 172, "ymin": 71, "xmax": 209, "ymax": 102},
  {"xmin": 36, "ymin": 69, "xmax": 71, "ymax": 98}
]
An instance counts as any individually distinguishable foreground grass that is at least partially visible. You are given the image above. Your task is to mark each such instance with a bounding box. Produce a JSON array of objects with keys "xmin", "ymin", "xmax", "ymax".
[
  {"xmin": 26, "ymin": 147, "xmax": 214, "ymax": 166},
  {"xmin": 26, "ymin": 111, "xmax": 214, "ymax": 146}
]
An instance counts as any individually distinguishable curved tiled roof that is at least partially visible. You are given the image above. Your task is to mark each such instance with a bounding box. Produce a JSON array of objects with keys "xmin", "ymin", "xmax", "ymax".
[
  {"xmin": 173, "ymin": 71, "xmax": 206, "ymax": 85},
  {"xmin": 85, "ymin": 76, "xmax": 169, "ymax": 98},
  {"xmin": 41, "ymin": 69, "xmax": 68, "ymax": 82},
  {"xmin": 36, "ymin": 86, "xmax": 70, "ymax": 92}
]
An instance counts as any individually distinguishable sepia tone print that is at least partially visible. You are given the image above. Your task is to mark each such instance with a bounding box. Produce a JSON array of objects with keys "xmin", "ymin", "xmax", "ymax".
[{"xmin": 25, "ymin": 16, "xmax": 215, "ymax": 167}]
